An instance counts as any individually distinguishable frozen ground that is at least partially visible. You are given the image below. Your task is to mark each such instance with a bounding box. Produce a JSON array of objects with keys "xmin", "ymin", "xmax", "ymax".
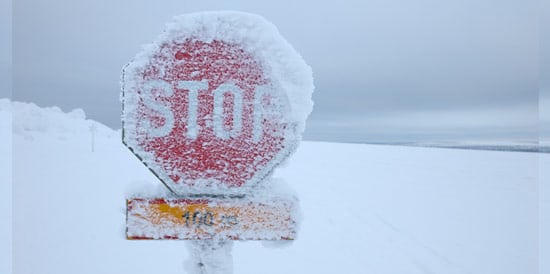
[
  {"xmin": 0, "ymin": 99, "xmax": 12, "ymax": 274},
  {"xmin": 3, "ymin": 100, "xmax": 547, "ymax": 274}
]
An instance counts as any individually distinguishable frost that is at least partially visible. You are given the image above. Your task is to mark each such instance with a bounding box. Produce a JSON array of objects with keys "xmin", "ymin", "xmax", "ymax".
[
  {"xmin": 122, "ymin": 11, "xmax": 314, "ymax": 196},
  {"xmin": 126, "ymin": 189, "xmax": 299, "ymax": 241},
  {"xmin": 125, "ymin": 179, "xmax": 173, "ymax": 198},
  {"xmin": 185, "ymin": 241, "xmax": 234, "ymax": 274}
]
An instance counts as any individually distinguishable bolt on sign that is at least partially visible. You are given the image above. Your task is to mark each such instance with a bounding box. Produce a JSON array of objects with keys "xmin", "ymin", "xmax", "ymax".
[{"xmin": 122, "ymin": 11, "xmax": 313, "ymax": 273}]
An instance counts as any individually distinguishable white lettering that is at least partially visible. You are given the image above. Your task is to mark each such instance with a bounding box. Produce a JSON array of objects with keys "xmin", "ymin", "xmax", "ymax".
[
  {"xmin": 142, "ymin": 80, "xmax": 174, "ymax": 138},
  {"xmin": 213, "ymin": 83, "xmax": 243, "ymax": 139},
  {"xmin": 178, "ymin": 80, "xmax": 208, "ymax": 139},
  {"xmin": 142, "ymin": 80, "xmax": 275, "ymax": 141}
]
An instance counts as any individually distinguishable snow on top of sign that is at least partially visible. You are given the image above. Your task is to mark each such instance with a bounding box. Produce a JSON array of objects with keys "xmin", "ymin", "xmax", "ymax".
[
  {"xmin": 125, "ymin": 10, "xmax": 313, "ymax": 133},
  {"xmin": 122, "ymin": 11, "xmax": 314, "ymax": 195},
  {"xmin": 170, "ymin": 11, "xmax": 314, "ymax": 127}
]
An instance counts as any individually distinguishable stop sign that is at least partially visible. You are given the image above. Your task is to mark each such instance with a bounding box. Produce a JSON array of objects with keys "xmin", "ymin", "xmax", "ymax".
[{"xmin": 122, "ymin": 12, "xmax": 313, "ymax": 195}]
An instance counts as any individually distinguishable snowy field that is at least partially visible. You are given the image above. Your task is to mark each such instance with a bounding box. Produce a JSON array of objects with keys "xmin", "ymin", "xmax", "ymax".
[
  {"xmin": 2, "ymin": 99, "xmax": 547, "ymax": 274},
  {"xmin": 1, "ymin": 99, "xmax": 12, "ymax": 274}
]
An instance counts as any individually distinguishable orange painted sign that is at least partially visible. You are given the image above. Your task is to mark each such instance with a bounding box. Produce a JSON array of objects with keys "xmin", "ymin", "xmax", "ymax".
[{"xmin": 126, "ymin": 197, "xmax": 297, "ymax": 240}]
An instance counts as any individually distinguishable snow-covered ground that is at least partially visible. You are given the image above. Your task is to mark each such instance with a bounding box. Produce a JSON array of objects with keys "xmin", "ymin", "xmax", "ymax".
[
  {"xmin": 0, "ymin": 99, "xmax": 12, "ymax": 274},
  {"xmin": 3, "ymin": 100, "xmax": 547, "ymax": 274},
  {"xmin": 542, "ymin": 147, "xmax": 549, "ymax": 274}
]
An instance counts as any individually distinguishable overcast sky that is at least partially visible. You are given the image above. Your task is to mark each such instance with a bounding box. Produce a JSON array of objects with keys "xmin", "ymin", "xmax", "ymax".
[
  {"xmin": 540, "ymin": 0, "xmax": 550, "ymax": 143},
  {"xmin": 5, "ymin": 0, "xmax": 547, "ymax": 142},
  {"xmin": 0, "ymin": 0, "xmax": 10, "ymax": 98}
]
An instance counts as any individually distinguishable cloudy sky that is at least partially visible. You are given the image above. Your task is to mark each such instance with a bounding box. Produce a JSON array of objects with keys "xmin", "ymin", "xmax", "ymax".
[
  {"xmin": 541, "ymin": 0, "xmax": 550, "ymax": 142},
  {"xmin": 0, "ymin": 0, "xmax": 10, "ymax": 98},
  {"xmin": 4, "ymin": 0, "xmax": 547, "ymax": 143}
]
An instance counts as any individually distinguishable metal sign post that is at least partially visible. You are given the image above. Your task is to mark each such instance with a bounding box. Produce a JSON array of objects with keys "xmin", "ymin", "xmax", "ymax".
[
  {"xmin": 122, "ymin": 11, "xmax": 313, "ymax": 273},
  {"xmin": 185, "ymin": 240, "xmax": 234, "ymax": 274}
]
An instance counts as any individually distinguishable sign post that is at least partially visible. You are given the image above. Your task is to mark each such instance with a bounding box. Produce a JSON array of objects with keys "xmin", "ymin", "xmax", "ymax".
[{"xmin": 122, "ymin": 11, "xmax": 313, "ymax": 273}]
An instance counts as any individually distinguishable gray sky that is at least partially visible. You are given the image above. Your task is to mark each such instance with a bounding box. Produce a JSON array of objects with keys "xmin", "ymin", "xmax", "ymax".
[
  {"xmin": 0, "ymin": 0, "xmax": 11, "ymax": 98},
  {"xmin": 541, "ymin": 0, "xmax": 550, "ymax": 142},
  {"xmin": 7, "ymin": 0, "xmax": 545, "ymax": 142}
]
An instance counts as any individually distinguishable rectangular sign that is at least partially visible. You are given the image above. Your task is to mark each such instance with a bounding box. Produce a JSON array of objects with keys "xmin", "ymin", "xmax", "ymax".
[{"xmin": 126, "ymin": 196, "xmax": 297, "ymax": 240}]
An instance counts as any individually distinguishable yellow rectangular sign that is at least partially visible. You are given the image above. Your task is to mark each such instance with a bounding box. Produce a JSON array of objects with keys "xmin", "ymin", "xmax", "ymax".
[{"xmin": 126, "ymin": 197, "xmax": 297, "ymax": 240}]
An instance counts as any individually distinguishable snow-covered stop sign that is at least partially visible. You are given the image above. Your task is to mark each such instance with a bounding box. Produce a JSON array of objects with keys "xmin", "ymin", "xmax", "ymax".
[{"xmin": 122, "ymin": 12, "xmax": 313, "ymax": 195}]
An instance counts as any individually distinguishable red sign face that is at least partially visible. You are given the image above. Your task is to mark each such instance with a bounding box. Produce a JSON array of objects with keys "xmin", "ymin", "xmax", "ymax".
[{"xmin": 123, "ymin": 39, "xmax": 297, "ymax": 195}]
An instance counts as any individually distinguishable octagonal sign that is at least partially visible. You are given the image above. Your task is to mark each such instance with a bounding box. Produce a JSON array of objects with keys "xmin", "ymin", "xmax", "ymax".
[{"xmin": 122, "ymin": 12, "xmax": 313, "ymax": 195}]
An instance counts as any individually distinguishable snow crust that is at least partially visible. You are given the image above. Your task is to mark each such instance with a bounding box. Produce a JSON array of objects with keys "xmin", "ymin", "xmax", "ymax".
[
  {"xmin": 0, "ymin": 98, "xmax": 12, "ymax": 274},
  {"xmin": 126, "ymin": 11, "xmax": 313, "ymax": 127},
  {"xmin": 122, "ymin": 11, "xmax": 314, "ymax": 195},
  {"xmin": 126, "ymin": 194, "xmax": 298, "ymax": 241},
  {"xmin": 9, "ymin": 101, "xmax": 544, "ymax": 274}
]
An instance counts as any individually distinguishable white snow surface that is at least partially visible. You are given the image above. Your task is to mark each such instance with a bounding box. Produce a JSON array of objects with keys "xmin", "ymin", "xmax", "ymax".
[
  {"xmin": 0, "ymin": 98, "xmax": 12, "ymax": 274},
  {"xmin": 7, "ymin": 100, "xmax": 545, "ymax": 274}
]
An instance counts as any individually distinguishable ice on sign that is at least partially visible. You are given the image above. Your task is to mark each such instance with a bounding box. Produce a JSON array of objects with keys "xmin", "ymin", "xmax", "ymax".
[
  {"xmin": 126, "ymin": 196, "xmax": 298, "ymax": 240},
  {"xmin": 122, "ymin": 11, "xmax": 314, "ymax": 195}
]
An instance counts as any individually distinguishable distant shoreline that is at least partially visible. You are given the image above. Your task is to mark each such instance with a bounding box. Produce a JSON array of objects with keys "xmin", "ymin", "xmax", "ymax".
[{"xmin": 305, "ymin": 139, "xmax": 550, "ymax": 153}]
